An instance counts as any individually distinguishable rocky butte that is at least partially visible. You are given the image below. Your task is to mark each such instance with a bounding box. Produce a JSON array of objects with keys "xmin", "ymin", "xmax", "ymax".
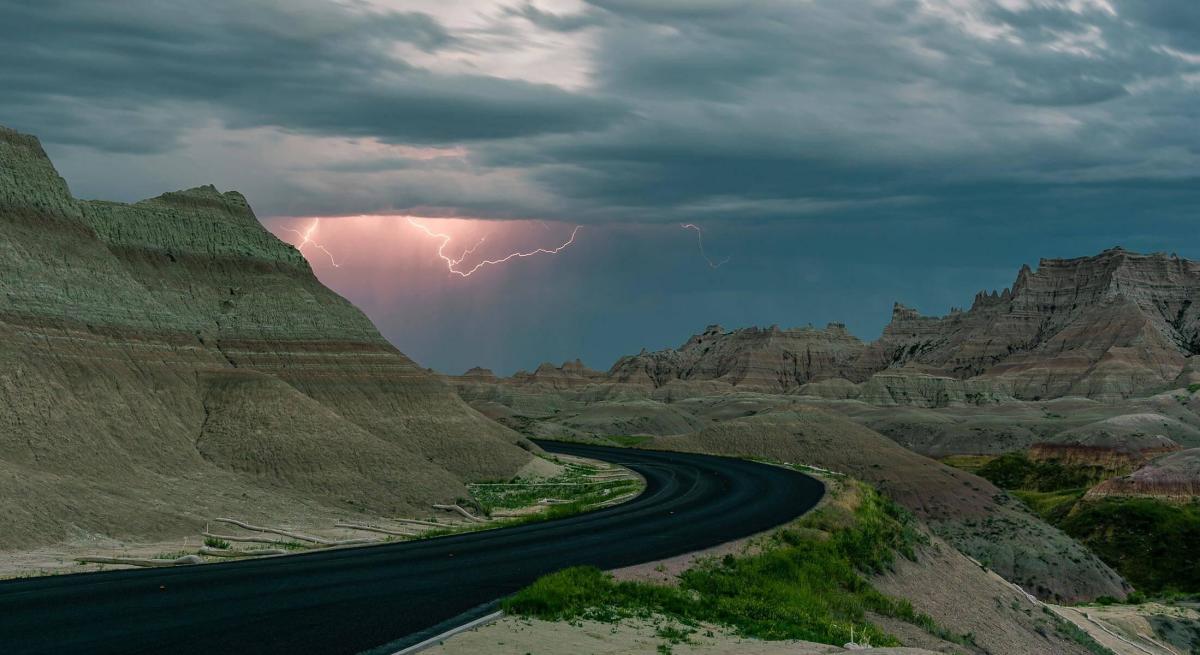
[
  {"xmin": 0, "ymin": 125, "xmax": 541, "ymax": 550},
  {"xmin": 478, "ymin": 247, "xmax": 1200, "ymax": 406}
]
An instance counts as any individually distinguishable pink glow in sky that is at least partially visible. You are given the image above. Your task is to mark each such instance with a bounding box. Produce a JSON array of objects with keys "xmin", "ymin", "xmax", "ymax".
[{"xmin": 268, "ymin": 215, "xmax": 584, "ymax": 280}]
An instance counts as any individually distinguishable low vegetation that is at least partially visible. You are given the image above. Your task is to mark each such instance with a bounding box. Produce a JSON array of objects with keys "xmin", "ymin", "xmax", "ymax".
[
  {"xmin": 468, "ymin": 459, "xmax": 641, "ymax": 516},
  {"xmin": 1011, "ymin": 488, "xmax": 1088, "ymax": 524},
  {"xmin": 955, "ymin": 450, "xmax": 1200, "ymax": 595},
  {"xmin": 1061, "ymin": 498, "xmax": 1200, "ymax": 595},
  {"xmin": 413, "ymin": 458, "xmax": 646, "ymax": 540},
  {"xmin": 976, "ymin": 452, "xmax": 1110, "ymax": 492},
  {"xmin": 939, "ymin": 454, "xmax": 995, "ymax": 474},
  {"xmin": 505, "ymin": 481, "xmax": 974, "ymax": 649}
]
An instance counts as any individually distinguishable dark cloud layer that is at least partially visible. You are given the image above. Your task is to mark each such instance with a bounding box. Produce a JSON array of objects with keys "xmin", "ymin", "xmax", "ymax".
[
  {"xmin": 0, "ymin": 0, "xmax": 623, "ymax": 154},
  {"xmin": 3, "ymin": 0, "xmax": 1197, "ymax": 221},
  {"xmin": 3, "ymin": 0, "xmax": 1200, "ymax": 371}
]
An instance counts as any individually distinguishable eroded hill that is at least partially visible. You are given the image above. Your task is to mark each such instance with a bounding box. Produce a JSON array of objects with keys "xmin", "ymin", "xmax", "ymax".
[{"xmin": 0, "ymin": 125, "xmax": 540, "ymax": 550}]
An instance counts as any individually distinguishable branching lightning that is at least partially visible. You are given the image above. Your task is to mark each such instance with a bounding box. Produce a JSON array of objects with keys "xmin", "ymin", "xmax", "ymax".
[
  {"xmin": 408, "ymin": 218, "xmax": 581, "ymax": 277},
  {"xmin": 282, "ymin": 218, "xmax": 340, "ymax": 267},
  {"xmin": 680, "ymin": 223, "xmax": 730, "ymax": 269}
]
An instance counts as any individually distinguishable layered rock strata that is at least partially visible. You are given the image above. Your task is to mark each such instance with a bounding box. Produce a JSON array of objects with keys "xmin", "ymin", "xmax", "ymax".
[
  {"xmin": 1088, "ymin": 448, "xmax": 1200, "ymax": 502},
  {"xmin": 0, "ymin": 125, "xmax": 535, "ymax": 549}
]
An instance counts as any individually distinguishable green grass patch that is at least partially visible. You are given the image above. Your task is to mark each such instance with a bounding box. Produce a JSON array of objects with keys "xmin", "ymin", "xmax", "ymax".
[
  {"xmin": 940, "ymin": 454, "xmax": 996, "ymax": 474},
  {"xmin": 468, "ymin": 461, "xmax": 641, "ymax": 515},
  {"xmin": 1060, "ymin": 498, "xmax": 1200, "ymax": 594},
  {"xmin": 505, "ymin": 483, "xmax": 971, "ymax": 649},
  {"xmin": 203, "ymin": 536, "xmax": 231, "ymax": 550},
  {"xmin": 415, "ymin": 463, "xmax": 647, "ymax": 541},
  {"xmin": 1042, "ymin": 606, "xmax": 1117, "ymax": 655},
  {"xmin": 1012, "ymin": 488, "xmax": 1087, "ymax": 523},
  {"xmin": 976, "ymin": 452, "xmax": 1111, "ymax": 492}
]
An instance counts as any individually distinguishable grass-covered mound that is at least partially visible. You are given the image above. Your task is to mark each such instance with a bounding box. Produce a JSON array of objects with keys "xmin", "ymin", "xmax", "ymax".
[
  {"xmin": 976, "ymin": 452, "xmax": 1109, "ymax": 492},
  {"xmin": 468, "ymin": 458, "xmax": 641, "ymax": 515},
  {"xmin": 504, "ymin": 481, "xmax": 972, "ymax": 648},
  {"xmin": 960, "ymin": 451, "xmax": 1200, "ymax": 595},
  {"xmin": 1061, "ymin": 498, "xmax": 1200, "ymax": 595}
]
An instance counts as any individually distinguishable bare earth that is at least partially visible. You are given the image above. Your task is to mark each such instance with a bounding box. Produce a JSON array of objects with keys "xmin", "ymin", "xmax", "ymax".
[{"xmin": 424, "ymin": 615, "xmax": 940, "ymax": 655}]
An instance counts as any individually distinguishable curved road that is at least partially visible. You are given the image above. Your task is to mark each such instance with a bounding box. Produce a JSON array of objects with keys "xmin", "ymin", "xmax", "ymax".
[{"xmin": 0, "ymin": 441, "xmax": 823, "ymax": 655}]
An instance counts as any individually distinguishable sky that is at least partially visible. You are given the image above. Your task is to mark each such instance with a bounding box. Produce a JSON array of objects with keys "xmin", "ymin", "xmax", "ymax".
[{"xmin": 2, "ymin": 0, "xmax": 1199, "ymax": 374}]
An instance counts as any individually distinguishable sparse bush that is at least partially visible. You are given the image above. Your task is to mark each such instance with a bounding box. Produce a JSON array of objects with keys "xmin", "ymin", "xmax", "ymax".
[
  {"xmin": 203, "ymin": 536, "xmax": 230, "ymax": 550},
  {"xmin": 505, "ymin": 483, "xmax": 968, "ymax": 648},
  {"xmin": 977, "ymin": 452, "xmax": 1107, "ymax": 492},
  {"xmin": 1061, "ymin": 498, "xmax": 1200, "ymax": 594}
]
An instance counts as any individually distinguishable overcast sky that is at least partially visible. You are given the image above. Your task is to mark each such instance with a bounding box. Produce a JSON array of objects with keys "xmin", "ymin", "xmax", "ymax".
[{"xmin": 3, "ymin": 0, "xmax": 1198, "ymax": 374}]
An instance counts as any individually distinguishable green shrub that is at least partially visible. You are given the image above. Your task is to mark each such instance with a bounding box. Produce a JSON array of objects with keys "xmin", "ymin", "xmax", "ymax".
[
  {"xmin": 977, "ymin": 452, "xmax": 1107, "ymax": 492},
  {"xmin": 1061, "ymin": 498, "xmax": 1200, "ymax": 594},
  {"xmin": 505, "ymin": 483, "xmax": 963, "ymax": 648},
  {"xmin": 203, "ymin": 536, "xmax": 230, "ymax": 550},
  {"xmin": 1012, "ymin": 488, "xmax": 1087, "ymax": 523}
]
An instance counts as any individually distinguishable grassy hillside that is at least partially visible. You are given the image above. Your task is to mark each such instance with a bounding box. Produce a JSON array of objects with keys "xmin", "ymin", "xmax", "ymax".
[
  {"xmin": 505, "ymin": 481, "xmax": 969, "ymax": 649},
  {"xmin": 959, "ymin": 451, "xmax": 1200, "ymax": 594},
  {"xmin": 1061, "ymin": 499, "xmax": 1200, "ymax": 595}
]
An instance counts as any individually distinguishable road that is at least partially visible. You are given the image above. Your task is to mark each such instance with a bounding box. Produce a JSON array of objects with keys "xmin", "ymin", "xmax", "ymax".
[{"xmin": 0, "ymin": 440, "xmax": 824, "ymax": 655}]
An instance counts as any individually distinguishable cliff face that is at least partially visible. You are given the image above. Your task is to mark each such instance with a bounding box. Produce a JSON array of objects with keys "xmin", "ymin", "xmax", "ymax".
[
  {"xmin": 863, "ymin": 248, "xmax": 1200, "ymax": 400},
  {"xmin": 1088, "ymin": 448, "xmax": 1200, "ymax": 502},
  {"xmin": 0, "ymin": 125, "xmax": 535, "ymax": 549},
  {"xmin": 485, "ymin": 248, "xmax": 1200, "ymax": 403},
  {"xmin": 608, "ymin": 323, "xmax": 870, "ymax": 390}
]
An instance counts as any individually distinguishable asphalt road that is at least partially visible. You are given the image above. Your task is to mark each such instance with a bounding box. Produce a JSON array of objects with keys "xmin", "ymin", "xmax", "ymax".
[{"xmin": 0, "ymin": 440, "xmax": 824, "ymax": 655}]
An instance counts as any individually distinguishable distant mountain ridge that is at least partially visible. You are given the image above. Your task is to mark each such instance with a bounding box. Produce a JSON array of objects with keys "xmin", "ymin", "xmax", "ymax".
[{"xmin": 472, "ymin": 247, "xmax": 1200, "ymax": 403}]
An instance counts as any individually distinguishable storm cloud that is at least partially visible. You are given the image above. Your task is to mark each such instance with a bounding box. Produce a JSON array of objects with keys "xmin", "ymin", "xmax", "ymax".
[
  {"xmin": 2, "ymin": 0, "xmax": 1196, "ymax": 222},
  {"xmin": 3, "ymin": 0, "xmax": 1199, "ymax": 372}
]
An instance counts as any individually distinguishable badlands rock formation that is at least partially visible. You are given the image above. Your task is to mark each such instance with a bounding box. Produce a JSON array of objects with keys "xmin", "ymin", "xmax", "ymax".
[
  {"xmin": 1032, "ymin": 413, "xmax": 1187, "ymax": 471},
  {"xmin": 609, "ymin": 323, "xmax": 871, "ymax": 390},
  {"xmin": 0, "ymin": 125, "xmax": 538, "ymax": 549},
  {"xmin": 1088, "ymin": 448, "xmax": 1200, "ymax": 502},
  {"xmin": 862, "ymin": 249, "xmax": 1199, "ymax": 401},
  {"xmin": 473, "ymin": 247, "xmax": 1200, "ymax": 405}
]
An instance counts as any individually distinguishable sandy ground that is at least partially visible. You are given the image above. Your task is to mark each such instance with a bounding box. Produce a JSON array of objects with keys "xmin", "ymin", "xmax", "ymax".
[
  {"xmin": 1049, "ymin": 603, "xmax": 1200, "ymax": 655},
  {"xmin": 423, "ymin": 615, "xmax": 939, "ymax": 655}
]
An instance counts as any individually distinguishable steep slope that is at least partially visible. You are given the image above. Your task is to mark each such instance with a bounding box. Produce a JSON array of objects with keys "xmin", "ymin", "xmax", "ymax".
[
  {"xmin": 0, "ymin": 125, "xmax": 536, "ymax": 550},
  {"xmin": 649, "ymin": 408, "xmax": 1129, "ymax": 602},
  {"xmin": 1088, "ymin": 448, "xmax": 1200, "ymax": 501},
  {"xmin": 861, "ymin": 248, "xmax": 1199, "ymax": 400}
]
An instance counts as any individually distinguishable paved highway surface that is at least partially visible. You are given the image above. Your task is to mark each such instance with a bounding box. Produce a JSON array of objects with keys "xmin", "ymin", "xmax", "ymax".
[{"xmin": 0, "ymin": 440, "xmax": 824, "ymax": 655}]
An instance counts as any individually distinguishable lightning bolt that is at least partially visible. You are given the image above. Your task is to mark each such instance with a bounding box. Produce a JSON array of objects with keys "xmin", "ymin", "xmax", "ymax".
[
  {"xmin": 282, "ymin": 218, "xmax": 340, "ymax": 268},
  {"xmin": 680, "ymin": 223, "xmax": 729, "ymax": 269},
  {"xmin": 408, "ymin": 218, "xmax": 581, "ymax": 277}
]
